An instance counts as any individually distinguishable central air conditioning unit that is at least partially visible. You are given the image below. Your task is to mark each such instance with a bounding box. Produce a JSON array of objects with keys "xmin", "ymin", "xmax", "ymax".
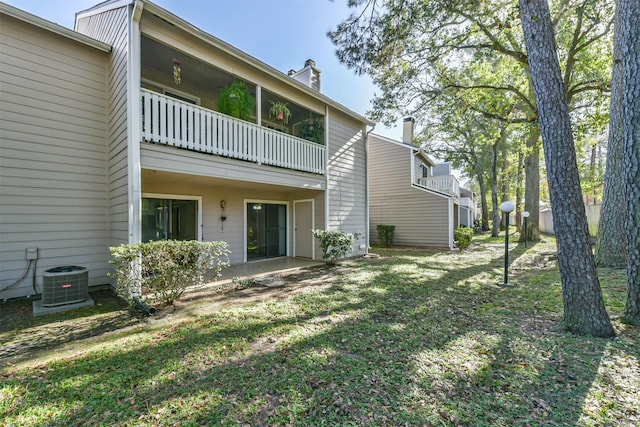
[{"xmin": 42, "ymin": 266, "xmax": 89, "ymax": 307}]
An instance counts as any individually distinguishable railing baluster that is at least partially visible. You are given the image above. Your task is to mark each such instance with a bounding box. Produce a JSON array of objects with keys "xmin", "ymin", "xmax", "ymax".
[
  {"xmin": 142, "ymin": 92, "xmax": 150, "ymax": 142},
  {"xmin": 150, "ymin": 92, "xmax": 159, "ymax": 142},
  {"xmin": 203, "ymin": 111, "xmax": 210, "ymax": 153},
  {"xmin": 193, "ymin": 106, "xmax": 200, "ymax": 151}
]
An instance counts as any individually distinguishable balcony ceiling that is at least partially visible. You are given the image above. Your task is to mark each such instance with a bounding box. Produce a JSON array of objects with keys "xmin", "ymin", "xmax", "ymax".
[
  {"xmin": 142, "ymin": 169, "xmax": 323, "ymax": 193},
  {"xmin": 142, "ymin": 36, "xmax": 235, "ymax": 92}
]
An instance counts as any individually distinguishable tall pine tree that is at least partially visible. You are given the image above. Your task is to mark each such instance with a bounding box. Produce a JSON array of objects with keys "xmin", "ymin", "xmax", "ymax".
[{"xmin": 519, "ymin": 0, "xmax": 614, "ymax": 337}]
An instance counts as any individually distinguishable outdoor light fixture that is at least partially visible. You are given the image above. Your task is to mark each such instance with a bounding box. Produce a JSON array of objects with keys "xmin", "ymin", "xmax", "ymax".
[
  {"xmin": 220, "ymin": 200, "xmax": 226, "ymax": 230},
  {"xmin": 522, "ymin": 211, "xmax": 530, "ymax": 248},
  {"xmin": 500, "ymin": 201, "xmax": 515, "ymax": 286}
]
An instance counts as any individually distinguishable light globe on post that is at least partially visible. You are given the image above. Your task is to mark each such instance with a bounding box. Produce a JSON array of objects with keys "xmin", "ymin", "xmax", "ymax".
[
  {"xmin": 500, "ymin": 201, "xmax": 515, "ymax": 286},
  {"xmin": 522, "ymin": 211, "xmax": 530, "ymax": 248}
]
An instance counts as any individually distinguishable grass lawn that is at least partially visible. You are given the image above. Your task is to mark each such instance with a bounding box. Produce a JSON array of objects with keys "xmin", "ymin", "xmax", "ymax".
[{"xmin": 1, "ymin": 234, "xmax": 638, "ymax": 426}]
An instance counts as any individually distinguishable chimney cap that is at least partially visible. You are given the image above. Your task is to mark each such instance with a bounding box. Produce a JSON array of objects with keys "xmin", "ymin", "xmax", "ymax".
[
  {"xmin": 305, "ymin": 58, "xmax": 317, "ymax": 68},
  {"xmin": 287, "ymin": 69, "xmax": 297, "ymax": 76},
  {"xmin": 403, "ymin": 117, "xmax": 415, "ymax": 123}
]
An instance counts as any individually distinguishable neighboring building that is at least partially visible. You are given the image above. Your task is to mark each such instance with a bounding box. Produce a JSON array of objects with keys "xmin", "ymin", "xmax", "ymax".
[
  {"xmin": 459, "ymin": 187, "xmax": 479, "ymax": 228},
  {"xmin": 0, "ymin": 0, "xmax": 373, "ymax": 301},
  {"xmin": 368, "ymin": 118, "xmax": 473, "ymax": 249}
]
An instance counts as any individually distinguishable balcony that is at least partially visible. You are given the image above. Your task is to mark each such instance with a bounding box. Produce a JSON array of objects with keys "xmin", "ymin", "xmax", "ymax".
[
  {"xmin": 415, "ymin": 175, "xmax": 460, "ymax": 198},
  {"xmin": 459, "ymin": 197, "xmax": 475, "ymax": 209},
  {"xmin": 141, "ymin": 89, "xmax": 326, "ymax": 175}
]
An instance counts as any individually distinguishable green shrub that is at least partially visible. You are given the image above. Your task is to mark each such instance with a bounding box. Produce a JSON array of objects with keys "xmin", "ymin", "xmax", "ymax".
[
  {"xmin": 109, "ymin": 240, "xmax": 230, "ymax": 306},
  {"xmin": 376, "ymin": 224, "xmax": 396, "ymax": 246},
  {"xmin": 312, "ymin": 229, "xmax": 356, "ymax": 265},
  {"xmin": 454, "ymin": 226, "xmax": 474, "ymax": 251}
]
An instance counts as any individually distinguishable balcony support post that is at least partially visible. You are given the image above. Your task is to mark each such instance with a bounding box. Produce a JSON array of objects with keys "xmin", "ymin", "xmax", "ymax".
[{"xmin": 256, "ymin": 85, "xmax": 263, "ymax": 165}]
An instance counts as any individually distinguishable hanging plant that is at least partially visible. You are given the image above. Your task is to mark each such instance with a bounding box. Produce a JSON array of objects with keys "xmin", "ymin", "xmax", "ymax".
[
  {"xmin": 299, "ymin": 118, "xmax": 324, "ymax": 143},
  {"xmin": 269, "ymin": 101, "xmax": 292, "ymax": 125},
  {"xmin": 218, "ymin": 81, "xmax": 256, "ymax": 121}
]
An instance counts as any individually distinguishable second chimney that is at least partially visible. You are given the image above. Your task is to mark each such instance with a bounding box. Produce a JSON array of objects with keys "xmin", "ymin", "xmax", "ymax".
[
  {"xmin": 289, "ymin": 59, "xmax": 321, "ymax": 91},
  {"xmin": 403, "ymin": 117, "xmax": 415, "ymax": 144}
]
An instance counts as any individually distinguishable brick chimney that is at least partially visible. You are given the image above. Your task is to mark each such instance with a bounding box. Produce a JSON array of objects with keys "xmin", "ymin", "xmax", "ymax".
[
  {"xmin": 289, "ymin": 59, "xmax": 321, "ymax": 91},
  {"xmin": 403, "ymin": 117, "xmax": 415, "ymax": 144}
]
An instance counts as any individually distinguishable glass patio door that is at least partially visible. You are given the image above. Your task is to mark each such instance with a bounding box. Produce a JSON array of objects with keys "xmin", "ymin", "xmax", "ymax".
[
  {"xmin": 247, "ymin": 203, "xmax": 286, "ymax": 260},
  {"xmin": 142, "ymin": 198, "xmax": 197, "ymax": 242}
]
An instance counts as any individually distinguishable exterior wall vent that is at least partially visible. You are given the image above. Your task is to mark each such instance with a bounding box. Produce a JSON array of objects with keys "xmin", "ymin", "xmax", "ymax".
[{"xmin": 42, "ymin": 266, "xmax": 89, "ymax": 307}]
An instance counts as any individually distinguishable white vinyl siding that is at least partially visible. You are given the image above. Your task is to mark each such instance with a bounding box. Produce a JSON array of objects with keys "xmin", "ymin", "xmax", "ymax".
[
  {"xmin": 77, "ymin": 6, "xmax": 130, "ymax": 247},
  {"xmin": 327, "ymin": 112, "xmax": 368, "ymax": 256},
  {"xmin": 0, "ymin": 14, "xmax": 109, "ymax": 299},
  {"xmin": 368, "ymin": 135, "xmax": 451, "ymax": 249}
]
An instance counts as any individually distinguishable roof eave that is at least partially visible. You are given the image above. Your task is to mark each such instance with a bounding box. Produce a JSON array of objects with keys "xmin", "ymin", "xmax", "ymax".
[{"xmin": 1, "ymin": 1, "xmax": 111, "ymax": 52}]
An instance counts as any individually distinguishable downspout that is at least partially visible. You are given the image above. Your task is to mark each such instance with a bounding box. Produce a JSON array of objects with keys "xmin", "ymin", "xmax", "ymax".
[
  {"xmin": 365, "ymin": 124, "xmax": 376, "ymax": 252},
  {"xmin": 449, "ymin": 198, "xmax": 455, "ymax": 250},
  {"xmin": 127, "ymin": 0, "xmax": 143, "ymax": 244},
  {"xmin": 324, "ymin": 105, "xmax": 330, "ymax": 231},
  {"xmin": 256, "ymin": 85, "xmax": 263, "ymax": 164}
]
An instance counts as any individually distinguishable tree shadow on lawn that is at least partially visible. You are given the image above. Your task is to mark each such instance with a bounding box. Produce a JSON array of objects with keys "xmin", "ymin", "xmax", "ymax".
[
  {"xmin": 1, "ymin": 248, "xmax": 633, "ymax": 426},
  {"xmin": 0, "ymin": 290, "xmax": 138, "ymax": 366}
]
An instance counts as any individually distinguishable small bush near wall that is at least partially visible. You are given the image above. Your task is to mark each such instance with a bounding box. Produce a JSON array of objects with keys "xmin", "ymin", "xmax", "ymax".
[
  {"xmin": 110, "ymin": 240, "xmax": 230, "ymax": 307},
  {"xmin": 312, "ymin": 229, "xmax": 355, "ymax": 265},
  {"xmin": 376, "ymin": 224, "xmax": 396, "ymax": 247},
  {"xmin": 454, "ymin": 226, "xmax": 474, "ymax": 251}
]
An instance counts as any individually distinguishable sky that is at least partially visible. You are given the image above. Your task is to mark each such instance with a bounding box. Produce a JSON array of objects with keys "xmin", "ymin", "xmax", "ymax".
[{"xmin": 4, "ymin": 0, "xmax": 403, "ymax": 140}]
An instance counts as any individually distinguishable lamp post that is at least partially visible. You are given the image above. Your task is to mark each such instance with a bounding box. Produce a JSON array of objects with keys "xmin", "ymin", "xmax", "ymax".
[
  {"xmin": 500, "ymin": 201, "xmax": 515, "ymax": 286},
  {"xmin": 522, "ymin": 211, "xmax": 530, "ymax": 247}
]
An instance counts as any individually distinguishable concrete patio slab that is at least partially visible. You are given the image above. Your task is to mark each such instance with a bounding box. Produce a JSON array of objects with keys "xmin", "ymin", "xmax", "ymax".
[{"xmin": 32, "ymin": 296, "xmax": 95, "ymax": 317}]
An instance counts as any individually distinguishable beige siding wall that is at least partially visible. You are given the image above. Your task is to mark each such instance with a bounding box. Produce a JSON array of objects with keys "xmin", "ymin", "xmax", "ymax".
[
  {"xmin": 141, "ymin": 144, "xmax": 326, "ymax": 191},
  {"xmin": 141, "ymin": 172, "xmax": 324, "ymax": 264},
  {"xmin": 327, "ymin": 112, "xmax": 368, "ymax": 256},
  {"xmin": 369, "ymin": 135, "xmax": 451, "ymax": 248},
  {"xmin": 77, "ymin": 6, "xmax": 131, "ymax": 247},
  {"xmin": 0, "ymin": 14, "xmax": 109, "ymax": 299}
]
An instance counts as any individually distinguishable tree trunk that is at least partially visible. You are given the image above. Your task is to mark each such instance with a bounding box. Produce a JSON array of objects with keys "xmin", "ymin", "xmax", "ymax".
[
  {"xmin": 500, "ymin": 142, "xmax": 510, "ymax": 231},
  {"xmin": 491, "ymin": 140, "xmax": 501, "ymax": 237},
  {"xmin": 475, "ymin": 167, "xmax": 490, "ymax": 232},
  {"xmin": 621, "ymin": 0, "xmax": 640, "ymax": 326},
  {"xmin": 521, "ymin": 107, "xmax": 541, "ymax": 243},
  {"xmin": 515, "ymin": 151, "xmax": 524, "ymax": 232},
  {"xmin": 596, "ymin": 0, "xmax": 627, "ymax": 269},
  {"xmin": 519, "ymin": 0, "xmax": 615, "ymax": 337}
]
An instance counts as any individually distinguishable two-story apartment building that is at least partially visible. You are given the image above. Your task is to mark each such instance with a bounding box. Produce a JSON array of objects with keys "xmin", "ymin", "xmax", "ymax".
[
  {"xmin": 368, "ymin": 119, "xmax": 474, "ymax": 249},
  {"xmin": 0, "ymin": 0, "xmax": 372, "ymax": 301}
]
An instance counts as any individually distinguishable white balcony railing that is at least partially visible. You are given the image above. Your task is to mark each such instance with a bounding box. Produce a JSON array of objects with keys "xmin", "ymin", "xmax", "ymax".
[
  {"xmin": 141, "ymin": 89, "xmax": 325, "ymax": 174},
  {"xmin": 459, "ymin": 197, "xmax": 475, "ymax": 209},
  {"xmin": 416, "ymin": 175, "xmax": 460, "ymax": 198}
]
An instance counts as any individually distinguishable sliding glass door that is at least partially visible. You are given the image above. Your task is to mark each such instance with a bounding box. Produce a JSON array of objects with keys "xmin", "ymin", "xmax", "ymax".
[{"xmin": 247, "ymin": 203, "xmax": 286, "ymax": 260}]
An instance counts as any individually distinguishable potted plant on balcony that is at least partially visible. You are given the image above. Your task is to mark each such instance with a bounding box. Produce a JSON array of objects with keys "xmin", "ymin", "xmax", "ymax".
[
  {"xmin": 218, "ymin": 81, "xmax": 255, "ymax": 121},
  {"xmin": 269, "ymin": 101, "xmax": 291, "ymax": 125},
  {"xmin": 299, "ymin": 118, "xmax": 324, "ymax": 143}
]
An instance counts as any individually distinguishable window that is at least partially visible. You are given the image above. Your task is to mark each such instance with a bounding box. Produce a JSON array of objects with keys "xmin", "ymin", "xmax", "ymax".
[{"xmin": 142, "ymin": 195, "xmax": 201, "ymax": 242}]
